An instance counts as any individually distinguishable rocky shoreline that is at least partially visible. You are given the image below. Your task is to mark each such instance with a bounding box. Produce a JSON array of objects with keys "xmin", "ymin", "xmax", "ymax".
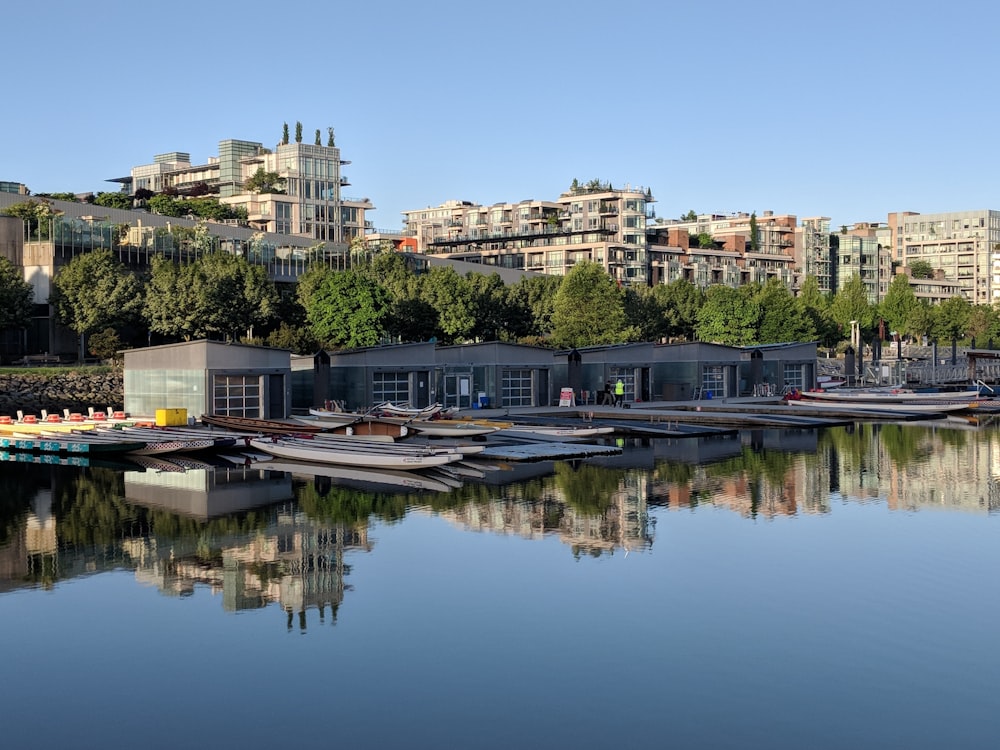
[{"xmin": 0, "ymin": 370, "xmax": 123, "ymax": 418}]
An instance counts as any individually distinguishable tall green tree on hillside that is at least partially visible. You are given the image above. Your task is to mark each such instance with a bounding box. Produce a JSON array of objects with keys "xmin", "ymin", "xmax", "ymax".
[
  {"xmin": 551, "ymin": 261, "xmax": 629, "ymax": 348},
  {"xmin": 50, "ymin": 249, "xmax": 143, "ymax": 358},
  {"xmin": 0, "ymin": 256, "xmax": 34, "ymax": 330}
]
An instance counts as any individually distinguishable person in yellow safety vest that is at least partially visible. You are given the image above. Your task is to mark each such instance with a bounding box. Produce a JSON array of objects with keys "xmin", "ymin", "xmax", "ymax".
[{"xmin": 614, "ymin": 379, "xmax": 625, "ymax": 407}]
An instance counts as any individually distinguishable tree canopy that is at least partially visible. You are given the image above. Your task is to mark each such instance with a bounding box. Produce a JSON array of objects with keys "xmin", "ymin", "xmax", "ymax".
[
  {"xmin": 0, "ymin": 256, "xmax": 34, "ymax": 330},
  {"xmin": 49, "ymin": 249, "xmax": 144, "ymax": 341},
  {"xmin": 551, "ymin": 261, "xmax": 629, "ymax": 348},
  {"xmin": 305, "ymin": 268, "xmax": 390, "ymax": 348}
]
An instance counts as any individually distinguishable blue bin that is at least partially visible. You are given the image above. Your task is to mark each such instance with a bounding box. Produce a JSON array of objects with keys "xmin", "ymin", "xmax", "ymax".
[
  {"xmin": 478, "ymin": 395, "xmax": 490, "ymax": 408},
  {"xmin": 705, "ymin": 390, "xmax": 713, "ymax": 399}
]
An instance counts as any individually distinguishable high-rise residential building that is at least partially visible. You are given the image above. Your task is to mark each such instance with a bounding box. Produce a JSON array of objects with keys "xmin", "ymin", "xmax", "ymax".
[
  {"xmin": 794, "ymin": 217, "xmax": 833, "ymax": 293},
  {"xmin": 401, "ymin": 184, "xmax": 653, "ymax": 285},
  {"xmin": 118, "ymin": 134, "xmax": 372, "ymax": 246},
  {"xmin": 647, "ymin": 211, "xmax": 798, "ymax": 290},
  {"xmin": 895, "ymin": 210, "xmax": 1000, "ymax": 304},
  {"xmin": 833, "ymin": 224, "xmax": 892, "ymax": 303}
]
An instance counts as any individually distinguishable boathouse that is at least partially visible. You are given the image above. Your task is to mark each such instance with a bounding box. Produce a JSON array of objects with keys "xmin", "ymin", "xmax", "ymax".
[
  {"xmin": 291, "ymin": 339, "xmax": 818, "ymax": 411},
  {"xmin": 123, "ymin": 340, "xmax": 292, "ymax": 420}
]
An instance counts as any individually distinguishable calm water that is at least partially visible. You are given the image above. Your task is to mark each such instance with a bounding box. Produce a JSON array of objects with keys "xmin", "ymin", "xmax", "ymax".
[{"xmin": 2, "ymin": 423, "xmax": 1000, "ymax": 749}]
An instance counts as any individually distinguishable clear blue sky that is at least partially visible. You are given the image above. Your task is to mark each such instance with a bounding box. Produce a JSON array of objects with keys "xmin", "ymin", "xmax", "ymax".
[{"xmin": 4, "ymin": 0, "xmax": 997, "ymax": 232}]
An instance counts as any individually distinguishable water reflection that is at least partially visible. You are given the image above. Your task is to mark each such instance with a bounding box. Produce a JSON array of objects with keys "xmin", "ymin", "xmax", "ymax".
[{"xmin": 2, "ymin": 422, "xmax": 998, "ymax": 622}]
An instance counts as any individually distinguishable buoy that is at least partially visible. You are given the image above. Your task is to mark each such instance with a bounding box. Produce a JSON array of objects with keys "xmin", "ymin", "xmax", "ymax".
[
  {"xmin": 69, "ymin": 413, "xmax": 84, "ymax": 422},
  {"xmin": 0, "ymin": 415, "xmax": 11, "ymax": 424},
  {"xmin": 112, "ymin": 411, "xmax": 126, "ymax": 420},
  {"xmin": 45, "ymin": 414, "xmax": 61, "ymax": 423},
  {"xmin": 22, "ymin": 415, "xmax": 38, "ymax": 423},
  {"xmin": 91, "ymin": 412, "xmax": 107, "ymax": 421}
]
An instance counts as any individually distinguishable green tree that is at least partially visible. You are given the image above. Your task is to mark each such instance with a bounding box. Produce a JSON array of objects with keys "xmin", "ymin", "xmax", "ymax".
[
  {"xmin": 903, "ymin": 301, "xmax": 935, "ymax": 342},
  {"xmin": 145, "ymin": 252, "xmax": 278, "ymax": 341},
  {"xmin": 695, "ymin": 285, "xmax": 761, "ymax": 345},
  {"xmin": 265, "ymin": 321, "xmax": 320, "ymax": 354},
  {"xmin": 908, "ymin": 260, "xmax": 934, "ymax": 279},
  {"xmin": 295, "ymin": 121, "xmax": 303, "ymax": 143},
  {"xmin": 144, "ymin": 255, "xmax": 202, "ymax": 340},
  {"xmin": 93, "ymin": 191, "xmax": 133, "ymax": 210},
  {"xmin": 147, "ymin": 194, "xmax": 186, "ymax": 217},
  {"xmin": 966, "ymin": 304, "xmax": 997, "ymax": 344},
  {"xmin": 551, "ymin": 261, "xmax": 628, "ymax": 348},
  {"xmin": 1, "ymin": 198, "xmax": 62, "ymax": 240},
  {"xmin": 933, "ymin": 295, "xmax": 972, "ymax": 342},
  {"xmin": 756, "ymin": 278, "xmax": 815, "ymax": 343},
  {"xmin": 0, "ymin": 256, "xmax": 34, "ymax": 330},
  {"xmin": 36, "ymin": 192, "xmax": 78, "ymax": 202},
  {"xmin": 417, "ymin": 266, "xmax": 476, "ymax": 343},
  {"xmin": 467, "ymin": 272, "xmax": 513, "ymax": 342},
  {"xmin": 314, "ymin": 129, "xmax": 321, "ymax": 146},
  {"xmin": 655, "ymin": 279, "xmax": 703, "ymax": 342},
  {"xmin": 624, "ymin": 285, "xmax": 667, "ymax": 342},
  {"xmin": 696, "ymin": 232, "xmax": 715, "ymax": 248},
  {"xmin": 305, "ymin": 269, "xmax": 390, "ymax": 348},
  {"xmin": 505, "ymin": 275, "xmax": 560, "ymax": 340},
  {"xmin": 386, "ymin": 297, "xmax": 439, "ymax": 343},
  {"xmin": 50, "ymin": 249, "xmax": 143, "ymax": 357},
  {"xmin": 681, "ymin": 210, "xmax": 697, "ymax": 221},
  {"xmin": 797, "ymin": 275, "xmax": 838, "ymax": 346},
  {"xmin": 830, "ymin": 274, "xmax": 877, "ymax": 337},
  {"xmin": 87, "ymin": 327, "xmax": 122, "ymax": 360},
  {"xmin": 282, "ymin": 122, "xmax": 290, "ymax": 145},
  {"xmin": 880, "ymin": 273, "xmax": 918, "ymax": 337},
  {"xmin": 327, "ymin": 127, "xmax": 335, "ymax": 147},
  {"xmin": 749, "ymin": 212, "xmax": 759, "ymax": 253}
]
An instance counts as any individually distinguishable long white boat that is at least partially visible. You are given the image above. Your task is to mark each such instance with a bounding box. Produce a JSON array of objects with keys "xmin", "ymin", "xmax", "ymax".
[
  {"xmin": 496, "ymin": 425, "xmax": 615, "ymax": 441},
  {"xmin": 248, "ymin": 436, "xmax": 462, "ymax": 470},
  {"xmin": 798, "ymin": 388, "xmax": 982, "ymax": 403},
  {"xmin": 408, "ymin": 421, "xmax": 501, "ymax": 438},
  {"xmin": 791, "ymin": 399, "xmax": 974, "ymax": 414}
]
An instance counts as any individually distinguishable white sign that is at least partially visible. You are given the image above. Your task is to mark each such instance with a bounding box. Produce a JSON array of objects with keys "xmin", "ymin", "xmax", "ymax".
[{"xmin": 559, "ymin": 387, "xmax": 575, "ymax": 407}]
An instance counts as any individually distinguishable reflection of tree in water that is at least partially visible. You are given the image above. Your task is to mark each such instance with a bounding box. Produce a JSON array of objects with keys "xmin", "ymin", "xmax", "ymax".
[
  {"xmin": 0, "ymin": 464, "xmax": 38, "ymax": 546},
  {"xmin": 554, "ymin": 462, "xmax": 625, "ymax": 514},
  {"xmin": 293, "ymin": 479, "xmax": 408, "ymax": 525},
  {"xmin": 875, "ymin": 423, "xmax": 936, "ymax": 468}
]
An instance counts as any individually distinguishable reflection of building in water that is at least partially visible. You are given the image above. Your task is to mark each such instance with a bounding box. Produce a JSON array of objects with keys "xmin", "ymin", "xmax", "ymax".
[
  {"xmin": 124, "ymin": 465, "xmax": 293, "ymax": 520},
  {"xmin": 0, "ymin": 488, "xmax": 58, "ymax": 592},
  {"xmin": 833, "ymin": 424, "xmax": 1000, "ymax": 513},
  {"xmin": 654, "ymin": 430, "xmax": 830, "ymax": 518},
  {"xmin": 127, "ymin": 502, "xmax": 371, "ymax": 630},
  {"xmin": 439, "ymin": 471, "xmax": 654, "ymax": 556}
]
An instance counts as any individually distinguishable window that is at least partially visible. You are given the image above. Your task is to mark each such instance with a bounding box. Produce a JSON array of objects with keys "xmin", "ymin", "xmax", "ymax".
[
  {"xmin": 373, "ymin": 371, "xmax": 409, "ymax": 404},
  {"xmin": 213, "ymin": 374, "xmax": 261, "ymax": 417},
  {"xmin": 782, "ymin": 364, "xmax": 804, "ymax": 390},
  {"xmin": 502, "ymin": 369, "xmax": 533, "ymax": 407},
  {"xmin": 702, "ymin": 366, "xmax": 725, "ymax": 397}
]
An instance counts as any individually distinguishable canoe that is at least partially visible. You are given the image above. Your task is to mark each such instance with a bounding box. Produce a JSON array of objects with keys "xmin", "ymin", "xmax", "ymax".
[
  {"xmin": 201, "ymin": 414, "xmax": 326, "ymax": 434},
  {"xmin": 248, "ymin": 436, "xmax": 462, "ymax": 470},
  {"xmin": 371, "ymin": 402, "xmax": 447, "ymax": 419},
  {"xmin": 798, "ymin": 388, "xmax": 982, "ymax": 403},
  {"xmin": 408, "ymin": 421, "xmax": 500, "ymax": 437},
  {"xmin": 791, "ymin": 399, "xmax": 975, "ymax": 414},
  {"xmin": 496, "ymin": 425, "xmax": 615, "ymax": 441}
]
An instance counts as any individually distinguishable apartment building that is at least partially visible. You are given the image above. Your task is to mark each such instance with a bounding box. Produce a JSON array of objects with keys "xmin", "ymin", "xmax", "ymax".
[
  {"xmin": 895, "ymin": 210, "xmax": 1000, "ymax": 304},
  {"xmin": 831, "ymin": 222, "xmax": 893, "ymax": 303},
  {"xmin": 647, "ymin": 211, "xmax": 798, "ymax": 289},
  {"xmin": 120, "ymin": 135, "xmax": 373, "ymax": 246},
  {"xmin": 401, "ymin": 184, "xmax": 653, "ymax": 285},
  {"xmin": 795, "ymin": 217, "xmax": 833, "ymax": 293}
]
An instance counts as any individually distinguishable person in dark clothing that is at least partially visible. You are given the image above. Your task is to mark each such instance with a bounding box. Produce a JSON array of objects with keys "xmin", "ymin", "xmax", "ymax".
[{"xmin": 602, "ymin": 382, "xmax": 613, "ymax": 405}]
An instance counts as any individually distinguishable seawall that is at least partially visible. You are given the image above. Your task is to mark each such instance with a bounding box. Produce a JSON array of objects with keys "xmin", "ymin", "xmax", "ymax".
[{"xmin": 0, "ymin": 370, "xmax": 123, "ymax": 418}]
